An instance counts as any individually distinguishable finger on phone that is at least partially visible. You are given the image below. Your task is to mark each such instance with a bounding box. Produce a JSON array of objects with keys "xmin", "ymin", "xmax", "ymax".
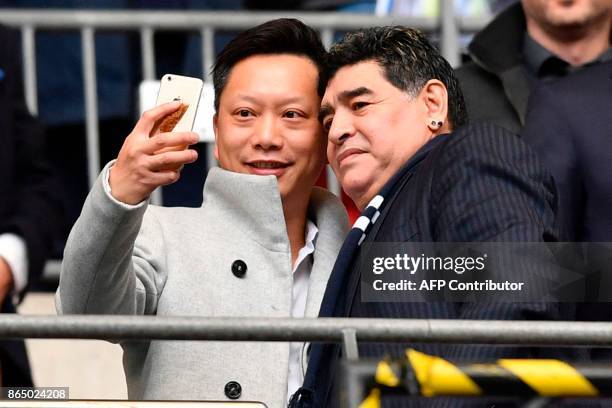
[
  {"xmin": 149, "ymin": 149, "xmax": 198, "ymax": 171},
  {"xmin": 144, "ymin": 131, "xmax": 199, "ymax": 154},
  {"xmin": 134, "ymin": 101, "xmax": 183, "ymax": 135}
]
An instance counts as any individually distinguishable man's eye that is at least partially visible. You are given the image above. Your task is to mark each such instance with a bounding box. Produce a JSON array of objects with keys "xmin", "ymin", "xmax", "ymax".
[
  {"xmin": 238, "ymin": 110, "xmax": 252, "ymax": 117},
  {"xmin": 352, "ymin": 101, "xmax": 369, "ymax": 111},
  {"xmin": 323, "ymin": 118, "xmax": 333, "ymax": 131},
  {"xmin": 284, "ymin": 110, "xmax": 301, "ymax": 119}
]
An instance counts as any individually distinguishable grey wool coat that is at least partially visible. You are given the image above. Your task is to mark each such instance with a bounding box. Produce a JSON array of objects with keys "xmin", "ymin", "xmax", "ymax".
[{"xmin": 56, "ymin": 163, "xmax": 349, "ymax": 407}]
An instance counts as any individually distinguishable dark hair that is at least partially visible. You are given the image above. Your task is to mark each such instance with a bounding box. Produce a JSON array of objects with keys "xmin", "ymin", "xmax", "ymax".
[
  {"xmin": 212, "ymin": 18, "xmax": 327, "ymax": 111},
  {"xmin": 324, "ymin": 26, "xmax": 468, "ymax": 129}
]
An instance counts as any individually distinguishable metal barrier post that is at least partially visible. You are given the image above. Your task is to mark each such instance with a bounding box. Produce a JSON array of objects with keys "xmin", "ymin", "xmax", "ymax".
[
  {"xmin": 440, "ymin": 0, "xmax": 460, "ymax": 67},
  {"xmin": 140, "ymin": 26, "xmax": 155, "ymax": 81},
  {"xmin": 201, "ymin": 26, "xmax": 214, "ymax": 81},
  {"xmin": 21, "ymin": 24, "xmax": 38, "ymax": 115},
  {"xmin": 320, "ymin": 27, "xmax": 333, "ymax": 50},
  {"xmin": 201, "ymin": 26, "xmax": 218, "ymax": 171},
  {"xmin": 139, "ymin": 26, "xmax": 163, "ymax": 205},
  {"xmin": 319, "ymin": 26, "xmax": 342, "ymax": 197},
  {"xmin": 81, "ymin": 26, "xmax": 101, "ymax": 189},
  {"xmin": 342, "ymin": 328, "xmax": 359, "ymax": 361}
]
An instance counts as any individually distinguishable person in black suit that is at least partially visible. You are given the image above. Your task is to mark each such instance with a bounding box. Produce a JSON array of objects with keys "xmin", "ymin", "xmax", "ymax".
[
  {"xmin": 290, "ymin": 26, "xmax": 571, "ymax": 407},
  {"xmin": 0, "ymin": 25, "xmax": 63, "ymax": 386},
  {"xmin": 522, "ymin": 60, "xmax": 612, "ymax": 242}
]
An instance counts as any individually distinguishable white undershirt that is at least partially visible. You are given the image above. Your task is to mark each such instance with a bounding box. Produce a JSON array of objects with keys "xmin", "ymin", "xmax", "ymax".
[
  {"xmin": 0, "ymin": 233, "xmax": 28, "ymax": 297},
  {"xmin": 287, "ymin": 220, "xmax": 318, "ymax": 402}
]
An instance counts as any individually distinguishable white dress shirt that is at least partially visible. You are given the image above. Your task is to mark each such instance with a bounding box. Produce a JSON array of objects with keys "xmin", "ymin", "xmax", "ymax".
[
  {"xmin": 287, "ymin": 220, "xmax": 318, "ymax": 401},
  {"xmin": 0, "ymin": 233, "xmax": 28, "ymax": 295}
]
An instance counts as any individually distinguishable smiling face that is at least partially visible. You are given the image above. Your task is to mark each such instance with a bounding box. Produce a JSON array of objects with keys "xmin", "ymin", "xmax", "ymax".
[
  {"xmin": 321, "ymin": 61, "xmax": 434, "ymax": 210},
  {"xmin": 214, "ymin": 54, "xmax": 326, "ymax": 204}
]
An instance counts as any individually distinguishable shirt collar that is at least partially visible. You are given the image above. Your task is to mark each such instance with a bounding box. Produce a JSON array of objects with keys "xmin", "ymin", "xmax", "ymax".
[
  {"xmin": 293, "ymin": 219, "xmax": 318, "ymax": 274},
  {"xmin": 523, "ymin": 33, "xmax": 562, "ymax": 77},
  {"xmin": 523, "ymin": 33, "xmax": 612, "ymax": 78},
  {"xmin": 598, "ymin": 47, "xmax": 612, "ymax": 63}
]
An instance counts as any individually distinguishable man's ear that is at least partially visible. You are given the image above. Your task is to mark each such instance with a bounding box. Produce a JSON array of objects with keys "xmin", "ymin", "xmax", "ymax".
[
  {"xmin": 213, "ymin": 113, "xmax": 219, "ymax": 161},
  {"xmin": 421, "ymin": 79, "xmax": 448, "ymax": 129}
]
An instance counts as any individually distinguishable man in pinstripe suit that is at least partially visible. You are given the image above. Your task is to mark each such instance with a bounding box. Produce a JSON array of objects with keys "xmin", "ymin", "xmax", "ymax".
[{"xmin": 293, "ymin": 26, "xmax": 572, "ymax": 407}]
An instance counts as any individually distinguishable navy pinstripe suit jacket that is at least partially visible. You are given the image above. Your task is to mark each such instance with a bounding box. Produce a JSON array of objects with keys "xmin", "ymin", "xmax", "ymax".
[{"xmin": 315, "ymin": 121, "xmax": 579, "ymax": 407}]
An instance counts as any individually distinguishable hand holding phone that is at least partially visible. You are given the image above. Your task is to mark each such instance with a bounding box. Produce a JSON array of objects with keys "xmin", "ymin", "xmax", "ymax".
[
  {"xmin": 149, "ymin": 74, "xmax": 204, "ymax": 170},
  {"xmin": 151, "ymin": 74, "xmax": 204, "ymax": 145},
  {"xmin": 108, "ymin": 74, "xmax": 203, "ymax": 205},
  {"xmin": 110, "ymin": 101, "xmax": 199, "ymax": 205}
]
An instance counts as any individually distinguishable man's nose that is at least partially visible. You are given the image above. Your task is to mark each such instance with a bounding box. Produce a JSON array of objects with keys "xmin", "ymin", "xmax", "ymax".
[
  {"xmin": 327, "ymin": 110, "xmax": 355, "ymax": 146},
  {"xmin": 252, "ymin": 115, "xmax": 282, "ymax": 150}
]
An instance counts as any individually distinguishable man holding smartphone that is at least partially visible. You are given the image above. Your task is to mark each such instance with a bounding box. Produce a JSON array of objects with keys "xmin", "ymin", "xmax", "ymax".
[{"xmin": 56, "ymin": 19, "xmax": 348, "ymax": 407}]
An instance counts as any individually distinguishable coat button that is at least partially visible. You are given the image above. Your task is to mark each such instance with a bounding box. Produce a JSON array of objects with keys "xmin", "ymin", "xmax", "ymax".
[
  {"xmin": 224, "ymin": 380, "xmax": 242, "ymax": 399},
  {"xmin": 231, "ymin": 260, "xmax": 247, "ymax": 278}
]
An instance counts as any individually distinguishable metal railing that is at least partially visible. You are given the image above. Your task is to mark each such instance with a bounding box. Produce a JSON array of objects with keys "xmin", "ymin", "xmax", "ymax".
[
  {"xmin": 4, "ymin": 315, "xmax": 612, "ymax": 345},
  {"xmin": 4, "ymin": 315, "xmax": 612, "ymax": 406}
]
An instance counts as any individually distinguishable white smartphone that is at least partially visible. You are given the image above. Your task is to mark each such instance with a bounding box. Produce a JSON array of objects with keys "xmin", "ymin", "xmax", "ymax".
[{"xmin": 155, "ymin": 73, "xmax": 204, "ymax": 133}]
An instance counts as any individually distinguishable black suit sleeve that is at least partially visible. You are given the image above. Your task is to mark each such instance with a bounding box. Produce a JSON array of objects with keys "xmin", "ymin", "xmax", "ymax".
[
  {"xmin": 0, "ymin": 26, "xmax": 64, "ymax": 296},
  {"xmin": 521, "ymin": 84, "xmax": 581, "ymax": 241},
  {"xmin": 430, "ymin": 122, "xmax": 572, "ymax": 359},
  {"xmin": 431, "ymin": 122, "xmax": 559, "ymax": 243}
]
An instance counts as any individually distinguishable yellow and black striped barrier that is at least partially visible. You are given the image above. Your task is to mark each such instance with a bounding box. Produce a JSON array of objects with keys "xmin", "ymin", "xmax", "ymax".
[{"xmin": 356, "ymin": 349, "xmax": 610, "ymax": 408}]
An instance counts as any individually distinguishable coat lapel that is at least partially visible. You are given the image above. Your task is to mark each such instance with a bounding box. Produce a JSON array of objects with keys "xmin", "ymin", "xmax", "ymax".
[
  {"xmin": 304, "ymin": 244, "xmax": 336, "ymax": 317},
  {"xmin": 500, "ymin": 65, "xmax": 531, "ymax": 125},
  {"xmin": 304, "ymin": 187, "xmax": 350, "ymax": 318}
]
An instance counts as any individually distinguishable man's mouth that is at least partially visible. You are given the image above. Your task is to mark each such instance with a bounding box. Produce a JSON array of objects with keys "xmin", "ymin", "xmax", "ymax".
[
  {"xmin": 249, "ymin": 161, "xmax": 288, "ymax": 169},
  {"xmin": 336, "ymin": 148, "xmax": 365, "ymax": 166},
  {"xmin": 246, "ymin": 160, "xmax": 291, "ymax": 176}
]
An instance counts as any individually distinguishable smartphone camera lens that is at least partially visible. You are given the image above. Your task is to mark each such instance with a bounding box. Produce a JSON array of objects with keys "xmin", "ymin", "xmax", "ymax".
[{"xmin": 168, "ymin": 76, "xmax": 172, "ymax": 81}]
